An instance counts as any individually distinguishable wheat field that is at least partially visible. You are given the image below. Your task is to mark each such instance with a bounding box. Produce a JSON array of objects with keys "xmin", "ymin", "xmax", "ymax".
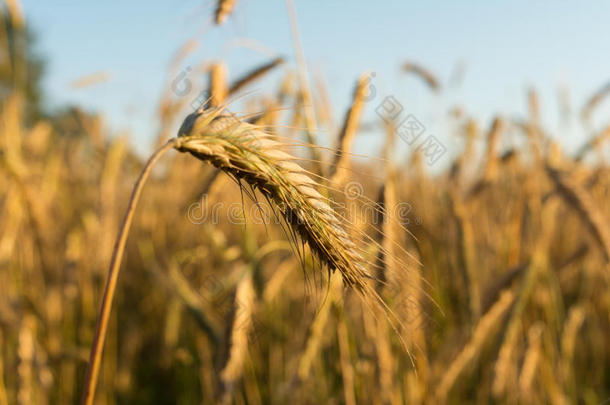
[{"xmin": 1, "ymin": 1, "xmax": 609, "ymax": 404}]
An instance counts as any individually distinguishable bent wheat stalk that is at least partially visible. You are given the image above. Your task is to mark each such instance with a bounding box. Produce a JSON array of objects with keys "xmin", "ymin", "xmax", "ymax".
[
  {"xmin": 329, "ymin": 74, "xmax": 368, "ymax": 185},
  {"xmin": 82, "ymin": 107, "xmax": 377, "ymax": 404},
  {"xmin": 81, "ymin": 139, "xmax": 178, "ymax": 405},
  {"xmin": 575, "ymin": 125, "xmax": 610, "ymax": 162},
  {"xmin": 436, "ymin": 288, "xmax": 515, "ymax": 401},
  {"xmin": 403, "ymin": 61, "xmax": 440, "ymax": 91},
  {"xmin": 546, "ymin": 165, "xmax": 610, "ymax": 262},
  {"xmin": 581, "ymin": 81, "xmax": 610, "ymax": 122}
]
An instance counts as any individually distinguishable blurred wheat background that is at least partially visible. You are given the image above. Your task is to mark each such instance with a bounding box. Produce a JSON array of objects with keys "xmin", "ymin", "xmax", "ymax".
[{"xmin": 1, "ymin": 1, "xmax": 609, "ymax": 404}]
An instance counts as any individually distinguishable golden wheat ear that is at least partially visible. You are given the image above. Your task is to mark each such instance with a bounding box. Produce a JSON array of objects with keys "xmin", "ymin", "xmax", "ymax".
[
  {"xmin": 175, "ymin": 107, "xmax": 373, "ymax": 290},
  {"xmin": 215, "ymin": 0, "xmax": 237, "ymax": 25},
  {"xmin": 174, "ymin": 109, "xmax": 429, "ymax": 356}
]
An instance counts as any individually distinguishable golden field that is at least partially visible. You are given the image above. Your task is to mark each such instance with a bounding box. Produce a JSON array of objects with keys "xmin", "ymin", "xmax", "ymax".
[{"xmin": 0, "ymin": 1, "xmax": 609, "ymax": 404}]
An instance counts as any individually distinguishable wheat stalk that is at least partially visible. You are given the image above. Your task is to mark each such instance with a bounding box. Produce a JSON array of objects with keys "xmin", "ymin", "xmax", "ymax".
[
  {"xmin": 436, "ymin": 288, "xmax": 515, "ymax": 401},
  {"xmin": 560, "ymin": 303, "xmax": 586, "ymax": 394},
  {"xmin": 328, "ymin": 74, "xmax": 368, "ymax": 185},
  {"xmin": 575, "ymin": 125, "xmax": 610, "ymax": 162},
  {"xmin": 17, "ymin": 315, "xmax": 36, "ymax": 405},
  {"xmin": 528, "ymin": 87, "xmax": 540, "ymax": 124},
  {"xmin": 451, "ymin": 118, "xmax": 478, "ymax": 184},
  {"xmin": 228, "ymin": 57, "xmax": 285, "ymax": 96},
  {"xmin": 220, "ymin": 270, "xmax": 255, "ymax": 404},
  {"xmin": 483, "ymin": 116, "xmax": 505, "ymax": 181},
  {"xmin": 546, "ymin": 165, "xmax": 610, "ymax": 262},
  {"xmin": 581, "ymin": 81, "xmax": 610, "ymax": 122},
  {"xmin": 296, "ymin": 272, "xmax": 341, "ymax": 380},
  {"xmin": 215, "ymin": 0, "xmax": 237, "ymax": 25},
  {"xmin": 468, "ymin": 117, "xmax": 505, "ymax": 197},
  {"xmin": 492, "ymin": 316, "xmax": 521, "ymax": 398},
  {"xmin": 538, "ymin": 344, "xmax": 569, "ymax": 405},
  {"xmin": 403, "ymin": 62, "xmax": 440, "ymax": 91},
  {"xmin": 80, "ymin": 139, "xmax": 179, "ymax": 405},
  {"xmin": 285, "ymin": 0, "xmax": 323, "ymax": 175},
  {"xmin": 0, "ymin": 331, "xmax": 7, "ymax": 405},
  {"xmin": 5, "ymin": 0, "xmax": 24, "ymax": 28},
  {"xmin": 336, "ymin": 310, "xmax": 356, "ymax": 405},
  {"xmin": 374, "ymin": 304, "xmax": 400, "ymax": 405},
  {"xmin": 313, "ymin": 74, "xmax": 334, "ymax": 128},
  {"xmin": 210, "ymin": 63, "xmax": 228, "ymax": 108},
  {"xmin": 519, "ymin": 323, "xmax": 543, "ymax": 402}
]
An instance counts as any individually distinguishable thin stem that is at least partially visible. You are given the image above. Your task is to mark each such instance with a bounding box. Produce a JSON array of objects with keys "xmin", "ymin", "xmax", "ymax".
[
  {"xmin": 81, "ymin": 138, "xmax": 179, "ymax": 405},
  {"xmin": 285, "ymin": 0, "xmax": 324, "ymax": 176}
]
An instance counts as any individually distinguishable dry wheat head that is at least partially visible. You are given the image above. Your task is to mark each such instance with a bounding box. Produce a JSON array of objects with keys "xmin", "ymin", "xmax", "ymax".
[{"xmin": 175, "ymin": 107, "xmax": 372, "ymax": 290}]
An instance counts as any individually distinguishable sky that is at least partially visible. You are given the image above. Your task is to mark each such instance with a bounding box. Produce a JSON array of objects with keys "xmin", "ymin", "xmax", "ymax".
[{"xmin": 21, "ymin": 0, "xmax": 610, "ymax": 166}]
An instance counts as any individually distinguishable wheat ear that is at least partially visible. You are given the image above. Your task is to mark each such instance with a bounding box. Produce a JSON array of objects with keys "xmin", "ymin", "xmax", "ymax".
[
  {"xmin": 228, "ymin": 57, "xmax": 285, "ymax": 96},
  {"xmin": 546, "ymin": 165, "xmax": 610, "ymax": 262},
  {"xmin": 403, "ymin": 62, "xmax": 440, "ymax": 91},
  {"xmin": 483, "ymin": 116, "xmax": 505, "ymax": 181},
  {"xmin": 176, "ymin": 107, "xmax": 372, "ymax": 289},
  {"xmin": 210, "ymin": 63, "xmax": 228, "ymax": 108},
  {"xmin": 581, "ymin": 81, "xmax": 610, "ymax": 122},
  {"xmin": 328, "ymin": 74, "xmax": 368, "ymax": 184},
  {"xmin": 575, "ymin": 125, "xmax": 610, "ymax": 162},
  {"xmin": 215, "ymin": 0, "xmax": 237, "ymax": 25}
]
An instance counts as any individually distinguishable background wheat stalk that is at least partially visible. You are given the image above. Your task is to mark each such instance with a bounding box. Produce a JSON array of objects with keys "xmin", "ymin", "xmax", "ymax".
[
  {"xmin": 403, "ymin": 61, "xmax": 440, "ymax": 91},
  {"xmin": 80, "ymin": 138, "xmax": 179, "ymax": 405},
  {"xmin": 215, "ymin": 0, "xmax": 237, "ymax": 25},
  {"xmin": 546, "ymin": 165, "xmax": 610, "ymax": 262},
  {"xmin": 229, "ymin": 57, "xmax": 285, "ymax": 96},
  {"xmin": 328, "ymin": 74, "xmax": 368, "ymax": 185}
]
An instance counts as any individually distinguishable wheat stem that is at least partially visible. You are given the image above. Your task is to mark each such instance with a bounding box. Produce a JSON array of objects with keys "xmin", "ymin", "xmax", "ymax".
[
  {"xmin": 285, "ymin": 0, "xmax": 324, "ymax": 175},
  {"xmin": 80, "ymin": 138, "xmax": 178, "ymax": 405},
  {"xmin": 403, "ymin": 62, "xmax": 440, "ymax": 91},
  {"xmin": 229, "ymin": 57, "xmax": 284, "ymax": 96}
]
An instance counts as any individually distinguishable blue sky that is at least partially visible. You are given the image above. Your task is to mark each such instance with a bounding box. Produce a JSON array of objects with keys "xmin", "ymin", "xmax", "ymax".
[{"xmin": 22, "ymin": 0, "xmax": 610, "ymax": 165}]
